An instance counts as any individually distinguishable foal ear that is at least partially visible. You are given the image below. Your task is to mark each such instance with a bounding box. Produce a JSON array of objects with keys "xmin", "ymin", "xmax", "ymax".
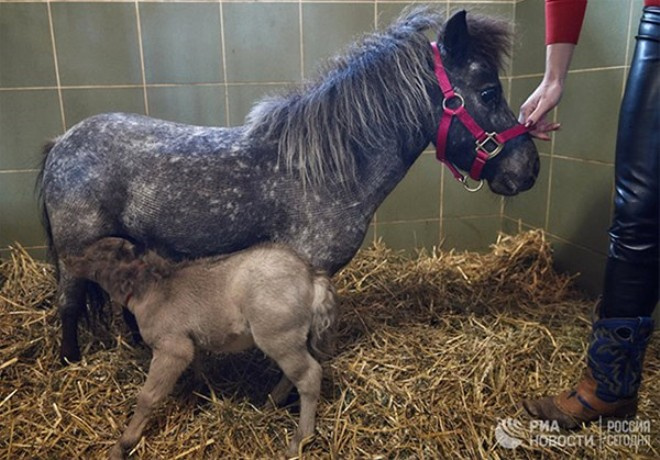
[{"xmin": 442, "ymin": 10, "xmax": 470, "ymax": 62}]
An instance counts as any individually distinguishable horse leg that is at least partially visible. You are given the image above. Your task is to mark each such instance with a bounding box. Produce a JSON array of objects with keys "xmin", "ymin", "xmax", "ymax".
[
  {"xmin": 255, "ymin": 330, "xmax": 322, "ymax": 456},
  {"xmin": 266, "ymin": 374, "xmax": 295, "ymax": 408},
  {"xmin": 121, "ymin": 307, "xmax": 143, "ymax": 345},
  {"xmin": 110, "ymin": 337, "xmax": 194, "ymax": 460},
  {"xmin": 58, "ymin": 270, "xmax": 88, "ymax": 364},
  {"xmin": 278, "ymin": 350, "xmax": 322, "ymax": 456}
]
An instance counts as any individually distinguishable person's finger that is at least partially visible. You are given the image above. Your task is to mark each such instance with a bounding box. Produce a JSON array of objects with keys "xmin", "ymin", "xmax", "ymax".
[
  {"xmin": 526, "ymin": 101, "xmax": 553, "ymax": 128},
  {"xmin": 534, "ymin": 121, "xmax": 561, "ymax": 133},
  {"xmin": 530, "ymin": 130, "xmax": 551, "ymax": 141},
  {"xmin": 518, "ymin": 93, "xmax": 541, "ymax": 124},
  {"xmin": 519, "ymin": 101, "xmax": 535, "ymax": 124}
]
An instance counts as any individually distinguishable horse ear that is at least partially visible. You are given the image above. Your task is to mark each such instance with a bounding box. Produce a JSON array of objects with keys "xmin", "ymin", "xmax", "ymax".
[{"xmin": 442, "ymin": 10, "xmax": 470, "ymax": 62}]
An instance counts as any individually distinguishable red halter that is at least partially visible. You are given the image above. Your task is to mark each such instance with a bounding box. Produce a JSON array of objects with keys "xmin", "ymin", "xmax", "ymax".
[{"xmin": 430, "ymin": 42, "xmax": 529, "ymax": 192}]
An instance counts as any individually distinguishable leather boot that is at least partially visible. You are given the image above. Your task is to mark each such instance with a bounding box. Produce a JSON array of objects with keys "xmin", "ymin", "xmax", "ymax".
[{"xmin": 523, "ymin": 316, "xmax": 654, "ymax": 429}]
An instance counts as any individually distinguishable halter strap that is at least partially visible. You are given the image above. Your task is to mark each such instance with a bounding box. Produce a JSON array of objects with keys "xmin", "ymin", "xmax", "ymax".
[{"xmin": 430, "ymin": 42, "xmax": 530, "ymax": 191}]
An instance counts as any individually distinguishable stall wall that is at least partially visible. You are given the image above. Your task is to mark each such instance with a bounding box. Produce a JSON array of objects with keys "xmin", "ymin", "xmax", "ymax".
[
  {"xmin": 0, "ymin": 0, "xmax": 518, "ymax": 260},
  {"xmin": 0, "ymin": 0, "xmax": 646, "ymax": 298}
]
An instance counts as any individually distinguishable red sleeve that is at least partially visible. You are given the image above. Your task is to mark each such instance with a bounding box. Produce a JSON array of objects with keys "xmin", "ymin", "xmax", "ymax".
[{"xmin": 545, "ymin": 0, "xmax": 588, "ymax": 44}]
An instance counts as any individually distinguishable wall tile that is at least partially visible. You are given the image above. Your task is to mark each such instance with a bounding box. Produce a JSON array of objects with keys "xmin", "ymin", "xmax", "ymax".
[
  {"xmin": 0, "ymin": 3, "xmax": 56, "ymax": 88},
  {"xmin": 0, "ymin": 0, "xmax": 544, "ymax": 262},
  {"xmin": 377, "ymin": 3, "xmax": 418, "ymax": 30},
  {"xmin": 302, "ymin": 3, "xmax": 375, "ymax": 78},
  {"xmin": 449, "ymin": 2, "xmax": 514, "ymax": 18},
  {"xmin": 226, "ymin": 84, "xmax": 288, "ymax": 127},
  {"xmin": 441, "ymin": 215, "xmax": 501, "ymax": 253},
  {"xmin": 550, "ymin": 236, "xmax": 607, "ymax": 295},
  {"xmin": 62, "ymin": 88, "xmax": 145, "ymax": 129},
  {"xmin": 553, "ymin": 69, "xmax": 624, "ymax": 163},
  {"xmin": 140, "ymin": 2, "xmax": 223, "ymax": 84},
  {"xmin": 501, "ymin": 215, "xmax": 531, "ymax": 236},
  {"xmin": 501, "ymin": 76, "xmax": 511, "ymax": 103},
  {"xmin": 377, "ymin": 3, "xmax": 443, "ymax": 45},
  {"xmin": 361, "ymin": 224, "xmax": 375, "ymax": 250},
  {"xmin": 628, "ymin": 0, "xmax": 645, "ymax": 63},
  {"xmin": 0, "ymin": 90, "xmax": 62, "ymax": 170},
  {"xmin": 223, "ymin": 3, "xmax": 300, "ymax": 83},
  {"xmin": 503, "ymin": 154, "xmax": 550, "ymax": 228},
  {"xmin": 377, "ymin": 154, "xmax": 441, "ymax": 223},
  {"xmin": 0, "ymin": 246, "xmax": 48, "ymax": 262},
  {"xmin": 306, "ymin": 0, "xmax": 375, "ymax": 2},
  {"xmin": 442, "ymin": 175, "xmax": 503, "ymax": 218},
  {"xmin": 148, "ymin": 85, "xmax": 225, "ymax": 126},
  {"xmin": 51, "ymin": 2, "xmax": 142, "ymax": 86},
  {"xmin": 377, "ymin": 220, "xmax": 440, "ymax": 254},
  {"xmin": 547, "ymin": 157, "xmax": 613, "ymax": 254},
  {"xmin": 511, "ymin": 0, "xmax": 545, "ymax": 76},
  {"xmin": 570, "ymin": 0, "xmax": 629, "ymax": 71},
  {"xmin": 0, "ymin": 171, "xmax": 44, "ymax": 248}
]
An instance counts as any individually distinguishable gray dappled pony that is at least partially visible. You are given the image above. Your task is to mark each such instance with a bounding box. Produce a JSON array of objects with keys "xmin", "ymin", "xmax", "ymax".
[{"xmin": 38, "ymin": 7, "xmax": 539, "ymax": 363}]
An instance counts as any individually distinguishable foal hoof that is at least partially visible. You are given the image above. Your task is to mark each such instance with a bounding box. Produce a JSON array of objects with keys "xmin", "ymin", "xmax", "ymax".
[
  {"xmin": 285, "ymin": 433, "xmax": 313, "ymax": 459},
  {"xmin": 109, "ymin": 442, "xmax": 126, "ymax": 460},
  {"xmin": 285, "ymin": 441, "xmax": 300, "ymax": 459}
]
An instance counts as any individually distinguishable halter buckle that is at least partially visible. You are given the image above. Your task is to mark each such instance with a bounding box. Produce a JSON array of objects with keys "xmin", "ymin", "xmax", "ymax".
[{"xmin": 476, "ymin": 132, "xmax": 503, "ymax": 159}]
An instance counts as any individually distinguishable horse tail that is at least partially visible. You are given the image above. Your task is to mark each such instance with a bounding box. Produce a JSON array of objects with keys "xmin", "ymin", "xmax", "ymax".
[
  {"xmin": 308, "ymin": 271, "xmax": 337, "ymax": 360},
  {"xmin": 36, "ymin": 140, "xmax": 58, "ymax": 277}
]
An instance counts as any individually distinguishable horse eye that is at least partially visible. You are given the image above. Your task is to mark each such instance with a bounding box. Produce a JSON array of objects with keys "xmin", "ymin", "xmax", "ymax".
[{"xmin": 480, "ymin": 87, "xmax": 499, "ymax": 104}]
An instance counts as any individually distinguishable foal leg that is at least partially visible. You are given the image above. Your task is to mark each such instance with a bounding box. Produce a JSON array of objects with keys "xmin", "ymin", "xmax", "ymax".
[
  {"xmin": 57, "ymin": 270, "xmax": 88, "ymax": 364},
  {"xmin": 121, "ymin": 307, "xmax": 143, "ymax": 345},
  {"xmin": 279, "ymin": 350, "xmax": 322, "ymax": 456},
  {"xmin": 266, "ymin": 375, "xmax": 295, "ymax": 408},
  {"xmin": 110, "ymin": 338, "xmax": 194, "ymax": 460},
  {"xmin": 255, "ymin": 332, "xmax": 322, "ymax": 456}
]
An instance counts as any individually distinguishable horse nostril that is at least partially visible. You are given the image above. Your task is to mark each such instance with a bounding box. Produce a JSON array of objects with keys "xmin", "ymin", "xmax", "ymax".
[{"xmin": 505, "ymin": 177, "xmax": 518, "ymax": 194}]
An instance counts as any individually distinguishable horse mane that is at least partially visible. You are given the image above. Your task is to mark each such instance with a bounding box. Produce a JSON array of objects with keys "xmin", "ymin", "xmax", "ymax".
[{"xmin": 245, "ymin": 6, "xmax": 512, "ymax": 188}]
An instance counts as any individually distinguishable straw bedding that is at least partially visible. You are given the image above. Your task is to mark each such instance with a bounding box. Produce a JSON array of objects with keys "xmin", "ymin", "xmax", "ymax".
[{"xmin": 1, "ymin": 230, "xmax": 657, "ymax": 459}]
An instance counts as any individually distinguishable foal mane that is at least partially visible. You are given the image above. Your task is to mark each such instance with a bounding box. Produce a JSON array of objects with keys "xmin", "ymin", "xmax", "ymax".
[{"xmin": 245, "ymin": 6, "xmax": 512, "ymax": 188}]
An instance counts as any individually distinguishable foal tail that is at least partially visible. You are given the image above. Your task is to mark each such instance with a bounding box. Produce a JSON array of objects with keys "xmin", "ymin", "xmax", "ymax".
[{"xmin": 308, "ymin": 272, "xmax": 337, "ymax": 360}]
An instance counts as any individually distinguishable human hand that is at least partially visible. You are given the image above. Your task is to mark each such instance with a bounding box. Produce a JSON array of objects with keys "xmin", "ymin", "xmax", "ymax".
[
  {"xmin": 518, "ymin": 79, "xmax": 563, "ymax": 141},
  {"xmin": 518, "ymin": 43, "xmax": 575, "ymax": 141}
]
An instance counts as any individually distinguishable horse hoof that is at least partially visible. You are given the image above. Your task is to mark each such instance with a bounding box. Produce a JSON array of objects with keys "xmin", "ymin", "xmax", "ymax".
[{"xmin": 60, "ymin": 348, "xmax": 81, "ymax": 365}]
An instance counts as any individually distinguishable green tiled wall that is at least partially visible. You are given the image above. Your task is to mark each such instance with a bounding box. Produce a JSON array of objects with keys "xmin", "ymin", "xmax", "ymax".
[
  {"xmin": 0, "ymin": 0, "xmax": 519, "ymax": 262},
  {"xmin": 0, "ymin": 0, "xmax": 645, "ymax": 300},
  {"xmin": 505, "ymin": 0, "xmax": 641, "ymax": 295}
]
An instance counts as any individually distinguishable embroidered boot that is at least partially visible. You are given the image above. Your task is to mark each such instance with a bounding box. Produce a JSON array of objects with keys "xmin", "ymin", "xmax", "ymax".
[{"xmin": 523, "ymin": 316, "xmax": 654, "ymax": 429}]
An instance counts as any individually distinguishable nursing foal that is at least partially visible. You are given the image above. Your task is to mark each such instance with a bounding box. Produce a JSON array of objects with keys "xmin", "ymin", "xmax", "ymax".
[{"xmin": 63, "ymin": 237, "xmax": 336, "ymax": 458}]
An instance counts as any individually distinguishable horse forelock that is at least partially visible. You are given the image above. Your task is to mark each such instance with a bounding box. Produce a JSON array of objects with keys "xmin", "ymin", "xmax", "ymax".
[
  {"xmin": 454, "ymin": 13, "xmax": 513, "ymax": 71},
  {"xmin": 245, "ymin": 6, "xmax": 445, "ymax": 189}
]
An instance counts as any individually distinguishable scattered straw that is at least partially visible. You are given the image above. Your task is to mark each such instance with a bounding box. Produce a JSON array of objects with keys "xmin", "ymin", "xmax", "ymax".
[{"xmin": 1, "ymin": 230, "xmax": 658, "ymax": 459}]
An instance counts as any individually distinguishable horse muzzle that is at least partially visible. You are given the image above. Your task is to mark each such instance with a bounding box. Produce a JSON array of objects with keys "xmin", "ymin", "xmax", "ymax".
[{"xmin": 486, "ymin": 147, "xmax": 540, "ymax": 196}]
